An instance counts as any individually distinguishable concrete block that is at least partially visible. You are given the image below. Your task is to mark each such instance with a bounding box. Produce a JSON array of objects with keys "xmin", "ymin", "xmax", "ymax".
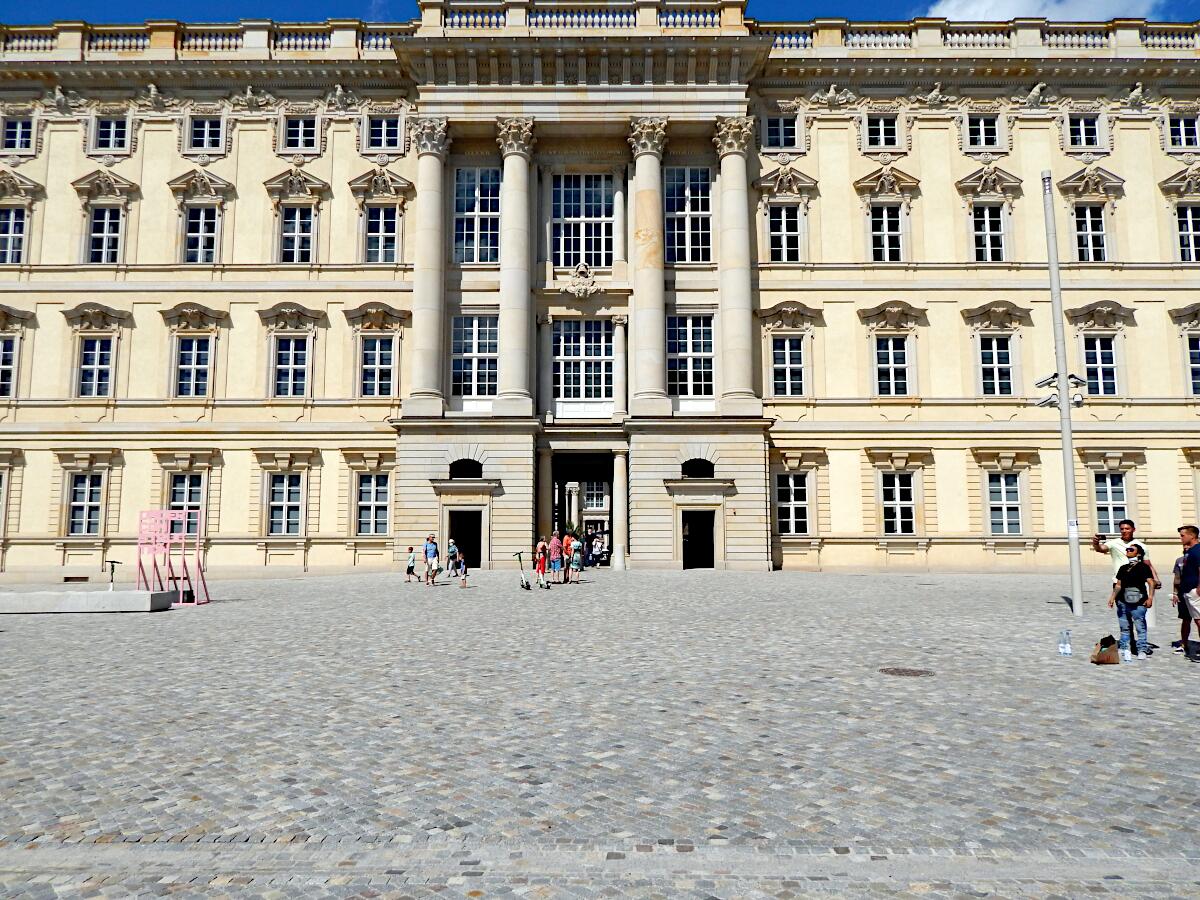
[{"xmin": 0, "ymin": 590, "xmax": 178, "ymax": 614}]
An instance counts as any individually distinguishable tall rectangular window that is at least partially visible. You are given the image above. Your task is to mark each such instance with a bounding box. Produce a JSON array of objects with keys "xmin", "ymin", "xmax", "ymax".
[
  {"xmin": 552, "ymin": 173, "xmax": 614, "ymax": 268},
  {"xmin": 356, "ymin": 472, "xmax": 389, "ymax": 535},
  {"xmin": 94, "ymin": 118, "xmax": 128, "ymax": 151},
  {"xmin": 1189, "ymin": 335, "xmax": 1200, "ymax": 396},
  {"xmin": 283, "ymin": 116, "xmax": 317, "ymax": 150},
  {"xmin": 763, "ymin": 116, "xmax": 798, "ymax": 149},
  {"xmin": 553, "ymin": 319, "xmax": 614, "ymax": 400},
  {"xmin": 360, "ymin": 335, "xmax": 395, "ymax": 397},
  {"xmin": 768, "ymin": 205, "xmax": 803, "ymax": 263},
  {"xmin": 881, "ymin": 471, "xmax": 916, "ymax": 535},
  {"xmin": 267, "ymin": 472, "xmax": 303, "ymax": 535},
  {"xmin": 279, "ymin": 206, "xmax": 313, "ymax": 263},
  {"xmin": 1170, "ymin": 115, "xmax": 1200, "ymax": 149},
  {"xmin": 0, "ymin": 335, "xmax": 15, "ymax": 398},
  {"xmin": 666, "ymin": 314, "xmax": 714, "ymax": 397},
  {"xmin": 366, "ymin": 116, "xmax": 403, "ymax": 150},
  {"xmin": 664, "ymin": 167, "xmax": 712, "ymax": 264},
  {"xmin": 875, "ymin": 335, "xmax": 909, "ymax": 396},
  {"xmin": 453, "ymin": 167, "xmax": 501, "ymax": 264},
  {"xmin": 776, "ymin": 472, "xmax": 809, "ymax": 535},
  {"xmin": 972, "ymin": 204, "xmax": 1005, "ymax": 262},
  {"xmin": 175, "ymin": 336, "xmax": 210, "ymax": 398},
  {"xmin": 870, "ymin": 204, "xmax": 902, "ymax": 262},
  {"xmin": 365, "ymin": 206, "xmax": 400, "ymax": 263},
  {"xmin": 988, "ymin": 472, "xmax": 1022, "ymax": 535},
  {"xmin": 979, "ymin": 335, "xmax": 1013, "ymax": 396},
  {"xmin": 967, "ymin": 115, "xmax": 999, "ymax": 149},
  {"xmin": 1074, "ymin": 204, "xmax": 1106, "ymax": 262},
  {"xmin": 273, "ymin": 336, "xmax": 308, "ymax": 398},
  {"xmin": 88, "ymin": 207, "xmax": 122, "ymax": 264},
  {"xmin": 451, "ymin": 315, "xmax": 498, "ymax": 397},
  {"xmin": 1178, "ymin": 205, "xmax": 1200, "ymax": 262},
  {"xmin": 77, "ymin": 336, "xmax": 113, "ymax": 398},
  {"xmin": 1083, "ymin": 335, "xmax": 1117, "ymax": 396},
  {"xmin": 866, "ymin": 115, "xmax": 898, "ymax": 149},
  {"xmin": 1068, "ymin": 114, "xmax": 1100, "ymax": 149},
  {"xmin": 188, "ymin": 117, "xmax": 222, "ymax": 150},
  {"xmin": 2, "ymin": 118, "xmax": 33, "ymax": 151},
  {"xmin": 1094, "ymin": 472, "xmax": 1127, "ymax": 534},
  {"xmin": 168, "ymin": 472, "xmax": 204, "ymax": 535},
  {"xmin": 184, "ymin": 206, "xmax": 219, "ymax": 263},
  {"xmin": 0, "ymin": 208, "xmax": 25, "ymax": 264},
  {"xmin": 68, "ymin": 471, "xmax": 103, "ymax": 536},
  {"xmin": 583, "ymin": 481, "xmax": 606, "ymax": 510},
  {"xmin": 771, "ymin": 335, "xmax": 805, "ymax": 396}
]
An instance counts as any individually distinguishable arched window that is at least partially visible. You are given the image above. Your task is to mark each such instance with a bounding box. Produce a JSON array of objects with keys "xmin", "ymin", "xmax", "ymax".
[
  {"xmin": 449, "ymin": 458, "xmax": 483, "ymax": 479},
  {"xmin": 681, "ymin": 458, "xmax": 714, "ymax": 479}
]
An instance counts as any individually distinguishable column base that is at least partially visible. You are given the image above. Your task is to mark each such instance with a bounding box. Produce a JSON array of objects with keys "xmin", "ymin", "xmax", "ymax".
[
  {"xmin": 493, "ymin": 394, "xmax": 535, "ymax": 416},
  {"xmin": 719, "ymin": 394, "xmax": 763, "ymax": 416},
  {"xmin": 611, "ymin": 545, "xmax": 627, "ymax": 570},
  {"xmin": 402, "ymin": 394, "xmax": 445, "ymax": 417},
  {"xmin": 630, "ymin": 395, "xmax": 672, "ymax": 417}
]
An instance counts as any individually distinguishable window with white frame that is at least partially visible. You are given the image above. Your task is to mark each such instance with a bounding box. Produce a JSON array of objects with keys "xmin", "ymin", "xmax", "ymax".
[
  {"xmin": 763, "ymin": 116, "xmax": 800, "ymax": 150},
  {"xmin": 771, "ymin": 334, "xmax": 805, "ymax": 397},
  {"xmin": 267, "ymin": 472, "xmax": 304, "ymax": 535},
  {"xmin": 0, "ymin": 208, "xmax": 25, "ymax": 264},
  {"xmin": 188, "ymin": 117, "xmax": 223, "ymax": 151},
  {"xmin": 865, "ymin": 115, "xmax": 899, "ymax": 149},
  {"xmin": 1067, "ymin": 114, "xmax": 1101, "ymax": 149},
  {"xmin": 552, "ymin": 173, "xmax": 614, "ymax": 268},
  {"xmin": 1094, "ymin": 471, "xmax": 1127, "ymax": 534},
  {"xmin": 1178, "ymin": 205, "xmax": 1200, "ymax": 262},
  {"xmin": 664, "ymin": 167, "xmax": 712, "ymax": 264},
  {"xmin": 875, "ymin": 335, "xmax": 909, "ymax": 396},
  {"xmin": 359, "ymin": 334, "xmax": 395, "ymax": 397},
  {"xmin": 1169, "ymin": 115, "xmax": 1200, "ymax": 149},
  {"xmin": 453, "ymin": 167, "xmax": 501, "ymax": 264},
  {"xmin": 776, "ymin": 472, "xmax": 810, "ymax": 535},
  {"xmin": 1189, "ymin": 335, "xmax": 1200, "ymax": 396},
  {"xmin": 870, "ymin": 203, "xmax": 902, "ymax": 262},
  {"xmin": 87, "ymin": 206, "xmax": 123, "ymax": 264},
  {"xmin": 966, "ymin": 115, "xmax": 1000, "ymax": 150},
  {"xmin": 666, "ymin": 314, "xmax": 714, "ymax": 397},
  {"xmin": 366, "ymin": 116, "xmax": 403, "ymax": 151},
  {"xmin": 272, "ymin": 335, "xmax": 309, "ymax": 398},
  {"xmin": 987, "ymin": 472, "xmax": 1022, "ymax": 535},
  {"xmin": 979, "ymin": 334, "xmax": 1014, "ymax": 396},
  {"xmin": 183, "ymin": 206, "xmax": 219, "ymax": 264},
  {"xmin": 1, "ymin": 117, "xmax": 33, "ymax": 152},
  {"xmin": 279, "ymin": 206, "xmax": 314, "ymax": 264},
  {"xmin": 768, "ymin": 204, "xmax": 804, "ymax": 263},
  {"xmin": 553, "ymin": 319, "xmax": 613, "ymax": 400},
  {"xmin": 168, "ymin": 471, "xmax": 204, "ymax": 535},
  {"xmin": 77, "ymin": 336, "xmax": 113, "ymax": 398},
  {"xmin": 1074, "ymin": 204, "xmax": 1107, "ymax": 262},
  {"xmin": 364, "ymin": 206, "xmax": 400, "ymax": 263},
  {"xmin": 1083, "ymin": 334, "xmax": 1117, "ymax": 396},
  {"xmin": 282, "ymin": 116, "xmax": 317, "ymax": 151},
  {"xmin": 93, "ymin": 117, "xmax": 128, "ymax": 151},
  {"xmin": 356, "ymin": 472, "xmax": 389, "ymax": 535},
  {"xmin": 0, "ymin": 334, "xmax": 15, "ymax": 397},
  {"xmin": 451, "ymin": 315, "xmax": 498, "ymax": 397},
  {"xmin": 583, "ymin": 480, "xmax": 606, "ymax": 510},
  {"xmin": 175, "ymin": 335, "xmax": 211, "ymax": 398},
  {"xmin": 67, "ymin": 471, "xmax": 103, "ymax": 536},
  {"xmin": 880, "ymin": 471, "xmax": 916, "ymax": 535},
  {"xmin": 972, "ymin": 204, "xmax": 1005, "ymax": 262}
]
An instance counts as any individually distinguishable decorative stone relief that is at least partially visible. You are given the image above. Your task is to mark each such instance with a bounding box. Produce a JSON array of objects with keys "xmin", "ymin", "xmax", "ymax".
[
  {"xmin": 343, "ymin": 302, "xmax": 409, "ymax": 331},
  {"xmin": 167, "ymin": 169, "xmax": 235, "ymax": 210},
  {"xmin": 1123, "ymin": 82, "xmax": 1149, "ymax": 112},
  {"xmin": 955, "ymin": 164, "xmax": 1022, "ymax": 209},
  {"xmin": 961, "ymin": 301, "xmax": 1033, "ymax": 330},
  {"xmin": 70, "ymin": 170, "xmax": 138, "ymax": 209},
  {"xmin": 62, "ymin": 303, "xmax": 131, "ymax": 332},
  {"xmin": 1065, "ymin": 300, "xmax": 1135, "ymax": 329},
  {"xmin": 230, "ymin": 86, "xmax": 278, "ymax": 112},
  {"xmin": 1057, "ymin": 165, "xmax": 1124, "ymax": 210},
  {"xmin": 1077, "ymin": 448, "xmax": 1144, "ymax": 472},
  {"xmin": 857, "ymin": 301, "xmax": 926, "ymax": 331},
  {"xmin": 1169, "ymin": 302, "xmax": 1200, "ymax": 331},
  {"xmin": 713, "ymin": 116, "xmax": 755, "ymax": 156},
  {"xmin": 154, "ymin": 449, "xmax": 218, "ymax": 471},
  {"xmin": 0, "ymin": 168, "xmax": 41, "ymax": 207},
  {"xmin": 324, "ymin": 84, "xmax": 359, "ymax": 114},
  {"xmin": 561, "ymin": 262, "xmax": 599, "ymax": 298},
  {"xmin": 342, "ymin": 449, "xmax": 396, "ymax": 472},
  {"xmin": 971, "ymin": 448, "xmax": 1040, "ymax": 471},
  {"xmin": 806, "ymin": 85, "xmax": 857, "ymax": 109},
  {"xmin": 759, "ymin": 302, "xmax": 823, "ymax": 331},
  {"xmin": 627, "ymin": 117, "xmax": 667, "ymax": 158},
  {"xmin": 865, "ymin": 447, "xmax": 933, "ymax": 470},
  {"xmin": 408, "ymin": 117, "xmax": 450, "ymax": 157},
  {"xmin": 263, "ymin": 168, "xmax": 330, "ymax": 209},
  {"xmin": 133, "ymin": 83, "xmax": 177, "ymax": 112},
  {"xmin": 348, "ymin": 168, "xmax": 413, "ymax": 211},
  {"xmin": 755, "ymin": 165, "xmax": 818, "ymax": 210},
  {"xmin": 254, "ymin": 448, "xmax": 317, "ymax": 471},
  {"xmin": 910, "ymin": 82, "xmax": 957, "ymax": 108},
  {"xmin": 853, "ymin": 165, "xmax": 919, "ymax": 211},
  {"xmin": 0, "ymin": 303, "xmax": 34, "ymax": 332},
  {"xmin": 1013, "ymin": 82, "xmax": 1054, "ymax": 110},
  {"xmin": 257, "ymin": 303, "xmax": 325, "ymax": 332},
  {"xmin": 159, "ymin": 303, "xmax": 228, "ymax": 331},
  {"xmin": 496, "ymin": 116, "xmax": 535, "ymax": 158},
  {"xmin": 1160, "ymin": 165, "xmax": 1200, "ymax": 199},
  {"xmin": 42, "ymin": 85, "xmax": 85, "ymax": 116}
]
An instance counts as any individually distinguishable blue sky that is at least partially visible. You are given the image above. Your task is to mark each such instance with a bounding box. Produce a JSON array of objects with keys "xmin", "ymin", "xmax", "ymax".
[{"xmin": 1, "ymin": 0, "xmax": 1196, "ymax": 27}]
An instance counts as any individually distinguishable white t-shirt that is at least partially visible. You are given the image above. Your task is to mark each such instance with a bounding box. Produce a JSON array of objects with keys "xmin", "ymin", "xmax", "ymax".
[{"xmin": 1105, "ymin": 538, "xmax": 1148, "ymax": 577}]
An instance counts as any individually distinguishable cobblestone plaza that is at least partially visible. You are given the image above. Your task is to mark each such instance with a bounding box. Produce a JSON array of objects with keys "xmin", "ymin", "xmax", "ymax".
[{"xmin": 2, "ymin": 570, "xmax": 1198, "ymax": 897}]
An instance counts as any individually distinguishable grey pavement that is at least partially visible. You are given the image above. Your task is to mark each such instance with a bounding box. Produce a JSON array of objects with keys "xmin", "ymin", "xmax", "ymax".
[{"xmin": 1, "ymin": 568, "xmax": 1198, "ymax": 898}]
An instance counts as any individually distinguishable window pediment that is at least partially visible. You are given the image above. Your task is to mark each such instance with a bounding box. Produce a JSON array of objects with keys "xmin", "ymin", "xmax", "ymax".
[
  {"xmin": 858, "ymin": 300, "xmax": 926, "ymax": 331},
  {"xmin": 71, "ymin": 169, "xmax": 138, "ymax": 208},
  {"xmin": 1169, "ymin": 302, "xmax": 1200, "ymax": 331},
  {"xmin": 755, "ymin": 165, "xmax": 817, "ymax": 208},
  {"xmin": 160, "ymin": 302, "xmax": 228, "ymax": 331},
  {"xmin": 264, "ymin": 167, "xmax": 330, "ymax": 208},
  {"xmin": 1077, "ymin": 448, "xmax": 1144, "ymax": 472},
  {"xmin": 0, "ymin": 168, "xmax": 41, "ymax": 206},
  {"xmin": 55, "ymin": 449, "xmax": 121, "ymax": 471},
  {"xmin": 865, "ymin": 448, "xmax": 934, "ymax": 471},
  {"xmin": 853, "ymin": 165, "xmax": 919, "ymax": 209},
  {"xmin": 1160, "ymin": 165, "xmax": 1200, "ymax": 199},
  {"xmin": 342, "ymin": 449, "xmax": 396, "ymax": 472},
  {"xmin": 153, "ymin": 449, "xmax": 219, "ymax": 472},
  {"xmin": 344, "ymin": 302, "xmax": 410, "ymax": 331},
  {"xmin": 759, "ymin": 302, "xmax": 823, "ymax": 331},
  {"xmin": 961, "ymin": 300, "xmax": 1032, "ymax": 330},
  {"xmin": 254, "ymin": 448, "xmax": 317, "ymax": 471},
  {"xmin": 972, "ymin": 448, "xmax": 1040, "ymax": 472},
  {"xmin": 167, "ymin": 169, "xmax": 235, "ymax": 209},
  {"xmin": 0, "ymin": 303, "xmax": 34, "ymax": 332},
  {"xmin": 1058, "ymin": 165, "xmax": 1124, "ymax": 208},
  {"xmin": 62, "ymin": 302, "xmax": 130, "ymax": 331},
  {"xmin": 258, "ymin": 302, "xmax": 325, "ymax": 332},
  {"xmin": 1066, "ymin": 300, "xmax": 1135, "ymax": 329},
  {"xmin": 956, "ymin": 165, "xmax": 1021, "ymax": 208},
  {"xmin": 348, "ymin": 168, "xmax": 413, "ymax": 211}
]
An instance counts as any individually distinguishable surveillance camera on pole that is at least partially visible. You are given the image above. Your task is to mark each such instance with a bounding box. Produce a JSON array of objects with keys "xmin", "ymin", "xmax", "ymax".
[
  {"xmin": 1034, "ymin": 394, "xmax": 1060, "ymax": 408},
  {"xmin": 1067, "ymin": 374, "xmax": 1086, "ymax": 388},
  {"xmin": 1035, "ymin": 372, "xmax": 1058, "ymax": 389}
]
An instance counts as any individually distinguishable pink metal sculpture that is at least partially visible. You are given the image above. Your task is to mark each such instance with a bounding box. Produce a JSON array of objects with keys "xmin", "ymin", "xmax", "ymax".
[{"xmin": 136, "ymin": 510, "xmax": 210, "ymax": 606}]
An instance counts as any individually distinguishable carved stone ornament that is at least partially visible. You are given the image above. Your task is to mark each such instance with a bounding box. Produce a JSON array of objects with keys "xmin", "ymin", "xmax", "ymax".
[
  {"xmin": 1077, "ymin": 448, "xmax": 1145, "ymax": 472},
  {"xmin": 134, "ymin": 83, "xmax": 177, "ymax": 112},
  {"xmin": 911, "ymin": 82, "xmax": 957, "ymax": 108},
  {"xmin": 42, "ymin": 85, "xmax": 85, "ymax": 115},
  {"xmin": 853, "ymin": 165, "xmax": 919, "ymax": 210},
  {"xmin": 1160, "ymin": 165, "xmax": 1200, "ymax": 199},
  {"xmin": 263, "ymin": 168, "xmax": 330, "ymax": 209},
  {"xmin": 955, "ymin": 165, "xmax": 1022, "ymax": 209},
  {"xmin": 167, "ymin": 169, "xmax": 235, "ymax": 210},
  {"xmin": 324, "ymin": 84, "xmax": 359, "ymax": 113},
  {"xmin": 160, "ymin": 303, "xmax": 228, "ymax": 331},
  {"xmin": 496, "ymin": 116, "xmax": 535, "ymax": 158},
  {"xmin": 1013, "ymin": 82, "xmax": 1054, "ymax": 109},
  {"xmin": 0, "ymin": 303, "xmax": 34, "ymax": 332},
  {"xmin": 865, "ymin": 447, "xmax": 934, "ymax": 471},
  {"xmin": 0, "ymin": 168, "xmax": 41, "ymax": 206},
  {"xmin": 808, "ymin": 85, "xmax": 857, "ymax": 109},
  {"xmin": 760, "ymin": 302, "xmax": 823, "ymax": 331},
  {"xmin": 713, "ymin": 116, "xmax": 756, "ymax": 157},
  {"xmin": 344, "ymin": 302, "xmax": 410, "ymax": 331},
  {"xmin": 1169, "ymin": 302, "xmax": 1200, "ymax": 331},
  {"xmin": 971, "ymin": 448, "xmax": 1040, "ymax": 472},
  {"xmin": 1065, "ymin": 300, "xmax": 1135, "ymax": 330},
  {"xmin": 1057, "ymin": 165, "xmax": 1124, "ymax": 210},
  {"xmin": 408, "ymin": 117, "xmax": 450, "ymax": 157},
  {"xmin": 562, "ymin": 262, "xmax": 599, "ymax": 298},
  {"xmin": 628, "ymin": 117, "xmax": 668, "ymax": 158},
  {"xmin": 342, "ymin": 449, "xmax": 396, "ymax": 472},
  {"xmin": 230, "ymin": 85, "xmax": 278, "ymax": 112},
  {"xmin": 254, "ymin": 448, "xmax": 317, "ymax": 471},
  {"xmin": 857, "ymin": 300, "xmax": 926, "ymax": 331},
  {"xmin": 755, "ymin": 165, "xmax": 818, "ymax": 210},
  {"xmin": 348, "ymin": 168, "xmax": 413, "ymax": 211},
  {"xmin": 961, "ymin": 300, "xmax": 1033, "ymax": 330},
  {"xmin": 258, "ymin": 302, "xmax": 324, "ymax": 332},
  {"xmin": 611, "ymin": 314, "xmax": 628, "ymax": 327},
  {"xmin": 1123, "ymin": 82, "xmax": 1148, "ymax": 111},
  {"xmin": 62, "ymin": 302, "xmax": 131, "ymax": 331},
  {"xmin": 71, "ymin": 170, "xmax": 137, "ymax": 209},
  {"xmin": 154, "ymin": 449, "xmax": 218, "ymax": 472}
]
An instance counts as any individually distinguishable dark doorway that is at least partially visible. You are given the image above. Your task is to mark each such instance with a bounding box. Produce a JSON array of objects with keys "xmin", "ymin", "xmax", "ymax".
[
  {"xmin": 448, "ymin": 509, "xmax": 483, "ymax": 569},
  {"xmin": 681, "ymin": 509, "xmax": 715, "ymax": 569}
]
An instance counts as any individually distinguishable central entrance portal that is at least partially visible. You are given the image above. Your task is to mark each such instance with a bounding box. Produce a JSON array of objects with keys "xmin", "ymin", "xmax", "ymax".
[
  {"xmin": 681, "ymin": 509, "xmax": 715, "ymax": 569},
  {"xmin": 448, "ymin": 509, "xmax": 482, "ymax": 570},
  {"xmin": 550, "ymin": 452, "xmax": 614, "ymax": 563}
]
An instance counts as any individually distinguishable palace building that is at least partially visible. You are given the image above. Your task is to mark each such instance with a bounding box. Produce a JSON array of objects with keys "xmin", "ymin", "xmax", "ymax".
[{"xmin": 0, "ymin": 3, "xmax": 1199, "ymax": 577}]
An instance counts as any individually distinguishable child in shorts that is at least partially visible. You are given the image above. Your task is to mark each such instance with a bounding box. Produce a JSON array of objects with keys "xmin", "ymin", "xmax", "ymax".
[{"xmin": 405, "ymin": 546, "xmax": 416, "ymax": 582}]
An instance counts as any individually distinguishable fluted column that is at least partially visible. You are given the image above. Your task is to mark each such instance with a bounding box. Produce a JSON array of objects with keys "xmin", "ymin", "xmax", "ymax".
[
  {"xmin": 495, "ymin": 116, "xmax": 536, "ymax": 415},
  {"xmin": 537, "ymin": 446, "xmax": 553, "ymax": 540},
  {"xmin": 406, "ymin": 117, "xmax": 451, "ymax": 417},
  {"xmin": 714, "ymin": 116, "xmax": 762, "ymax": 416},
  {"xmin": 538, "ymin": 313, "xmax": 555, "ymax": 421},
  {"xmin": 612, "ymin": 449, "xmax": 628, "ymax": 570},
  {"xmin": 611, "ymin": 314, "xmax": 628, "ymax": 421},
  {"xmin": 628, "ymin": 117, "xmax": 671, "ymax": 417}
]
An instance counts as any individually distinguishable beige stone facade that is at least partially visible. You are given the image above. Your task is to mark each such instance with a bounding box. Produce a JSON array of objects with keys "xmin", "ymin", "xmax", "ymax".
[{"xmin": 0, "ymin": 4, "xmax": 1199, "ymax": 578}]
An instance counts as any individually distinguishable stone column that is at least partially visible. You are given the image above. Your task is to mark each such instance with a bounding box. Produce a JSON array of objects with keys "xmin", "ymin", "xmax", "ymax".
[
  {"xmin": 406, "ymin": 117, "xmax": 451, "ymax": 416},
  {"xmin": 611, "ymin": 449, "xmax": 628, "ymax": 570},
  {"xmin": 566, "ymin": 482, "xmax": 580, "ymax": 529},
  {"xmin": 495, "ymin": 116, "xmax": 536, "ymax": 415},
  {"xmin": 714, "ymin": 115, "xmax": 762, "ymax": 416},
  {"xmin": 612, "ymin": 167, "xmax": 627, "ymax": 265},
  {"xmin": 537, "ymin": 446, "xmax": 553, "ymax": 539},
  {"xmin": 538, "ymin": 313, "xmax": 554, "ymax": 421},
  {"xmin": 611, "ymin": 314, "xmax": 628, "ymax": 420},
  {"xmin": 628, "ymin": 117, "xmax": 671, "ymax": 417}
]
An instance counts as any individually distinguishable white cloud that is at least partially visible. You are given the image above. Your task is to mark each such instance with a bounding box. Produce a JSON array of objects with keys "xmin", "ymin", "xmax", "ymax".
[{"xmin": 926, "ymin": 0, "xmax": 1161, "ymax": 20}]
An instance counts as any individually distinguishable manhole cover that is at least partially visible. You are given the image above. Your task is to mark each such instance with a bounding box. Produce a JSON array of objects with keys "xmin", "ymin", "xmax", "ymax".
[{"xmin": 879, "ymin": 667, "xmax": 935, "ymax": 677}]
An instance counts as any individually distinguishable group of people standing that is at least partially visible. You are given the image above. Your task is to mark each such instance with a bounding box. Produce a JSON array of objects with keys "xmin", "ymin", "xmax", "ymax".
[
  {"xmin": 405, "ymin": 534, "xmax": 469, "ymax": 588},
  {"xmin": 531, "ymin": 529, "xmax": 604, "ymax": 587}
]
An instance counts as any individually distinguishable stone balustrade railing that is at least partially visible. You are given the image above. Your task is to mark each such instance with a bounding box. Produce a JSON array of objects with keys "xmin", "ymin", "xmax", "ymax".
[
  {"xmin": 529, "ymin": 8, "xmax": 636, "ymax": 29},
  {"xmin": 178, "ymin": 28, "xmax": 243, "ymax": 51},
  {"xmin": 844, "ymin": 26, "xmax": 912, "ymax": 49},
  {"xmin": 658, "ymin": 9, "xmax": 719, "ymax": 28},
  {"xmin": 86, "ymin": 29, "xmax": 149, "ymax": 52},
  {"xmin": 763, "ymin": 29, "xmax": 812, "ymax": 50},
  {"xmin": 445, "ymin": 9, "xmax": 507, "ymax": 29},
  {"xmin": 1042, "ymin": 25, "xmax": 1110, "ymax": 50},
  {"xmin": 942, "ymin": 27, "xmax": 1011, "ymax": 49}
]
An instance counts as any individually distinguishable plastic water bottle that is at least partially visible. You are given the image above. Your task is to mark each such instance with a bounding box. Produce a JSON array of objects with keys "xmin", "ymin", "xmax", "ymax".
[{"xmin": 1063, "ymin": 630, "xmax": 1073, "ymax": 656}]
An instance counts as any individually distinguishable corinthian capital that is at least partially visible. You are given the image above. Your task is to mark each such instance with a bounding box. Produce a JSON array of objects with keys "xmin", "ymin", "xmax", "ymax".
[
  {"xmin": 628, "ymin": 117, "xmax": 668, "ymax": 158},
  {"xmin": 408, "ymin": 116, "xmax": 450, "ymax": 158},
  {"xmin": 713, "ymin": 116, "xmax": 756, "ymax": 157},
  {"xmin": 496, "ymin": 116, "xmax": 535, "ymax": 158}
]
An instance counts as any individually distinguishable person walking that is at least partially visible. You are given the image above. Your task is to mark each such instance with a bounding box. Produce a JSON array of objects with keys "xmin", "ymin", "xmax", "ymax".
[
  {"xmin": 1170, "ymin": 550, "xmax": 1197, "ymax": 654},
  {"xmin": 405, "ymin": 546, "xmax": 417, "ymax": 583},
  {"xmin": 549, "ymin": 530, "xmax": 563, "ymax": 584},
  {"xmin": 1177, "ymin": 524, "xmax": 1200, "ymax": 659},
  {"xmin": 446, "ymin": 538, "xmax": 460, "ymax": 586},
  {"xmin": 423, "ymin": 533, "xmax": 440, "ymax": 586},
  {"xmin": 1109, "ymin": 543, "xmax": 1155, "ymax": 661},
  {"xmin": 569, "ymin": 535, "xmax": 583, "ymax": 583},
  {"xmin": 583, "ymin": 529, "xmax": 595, "ymax": 569},
  {"xmin": 535, "ymin": 535, "xmax": 549, "ymax": 589}
]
